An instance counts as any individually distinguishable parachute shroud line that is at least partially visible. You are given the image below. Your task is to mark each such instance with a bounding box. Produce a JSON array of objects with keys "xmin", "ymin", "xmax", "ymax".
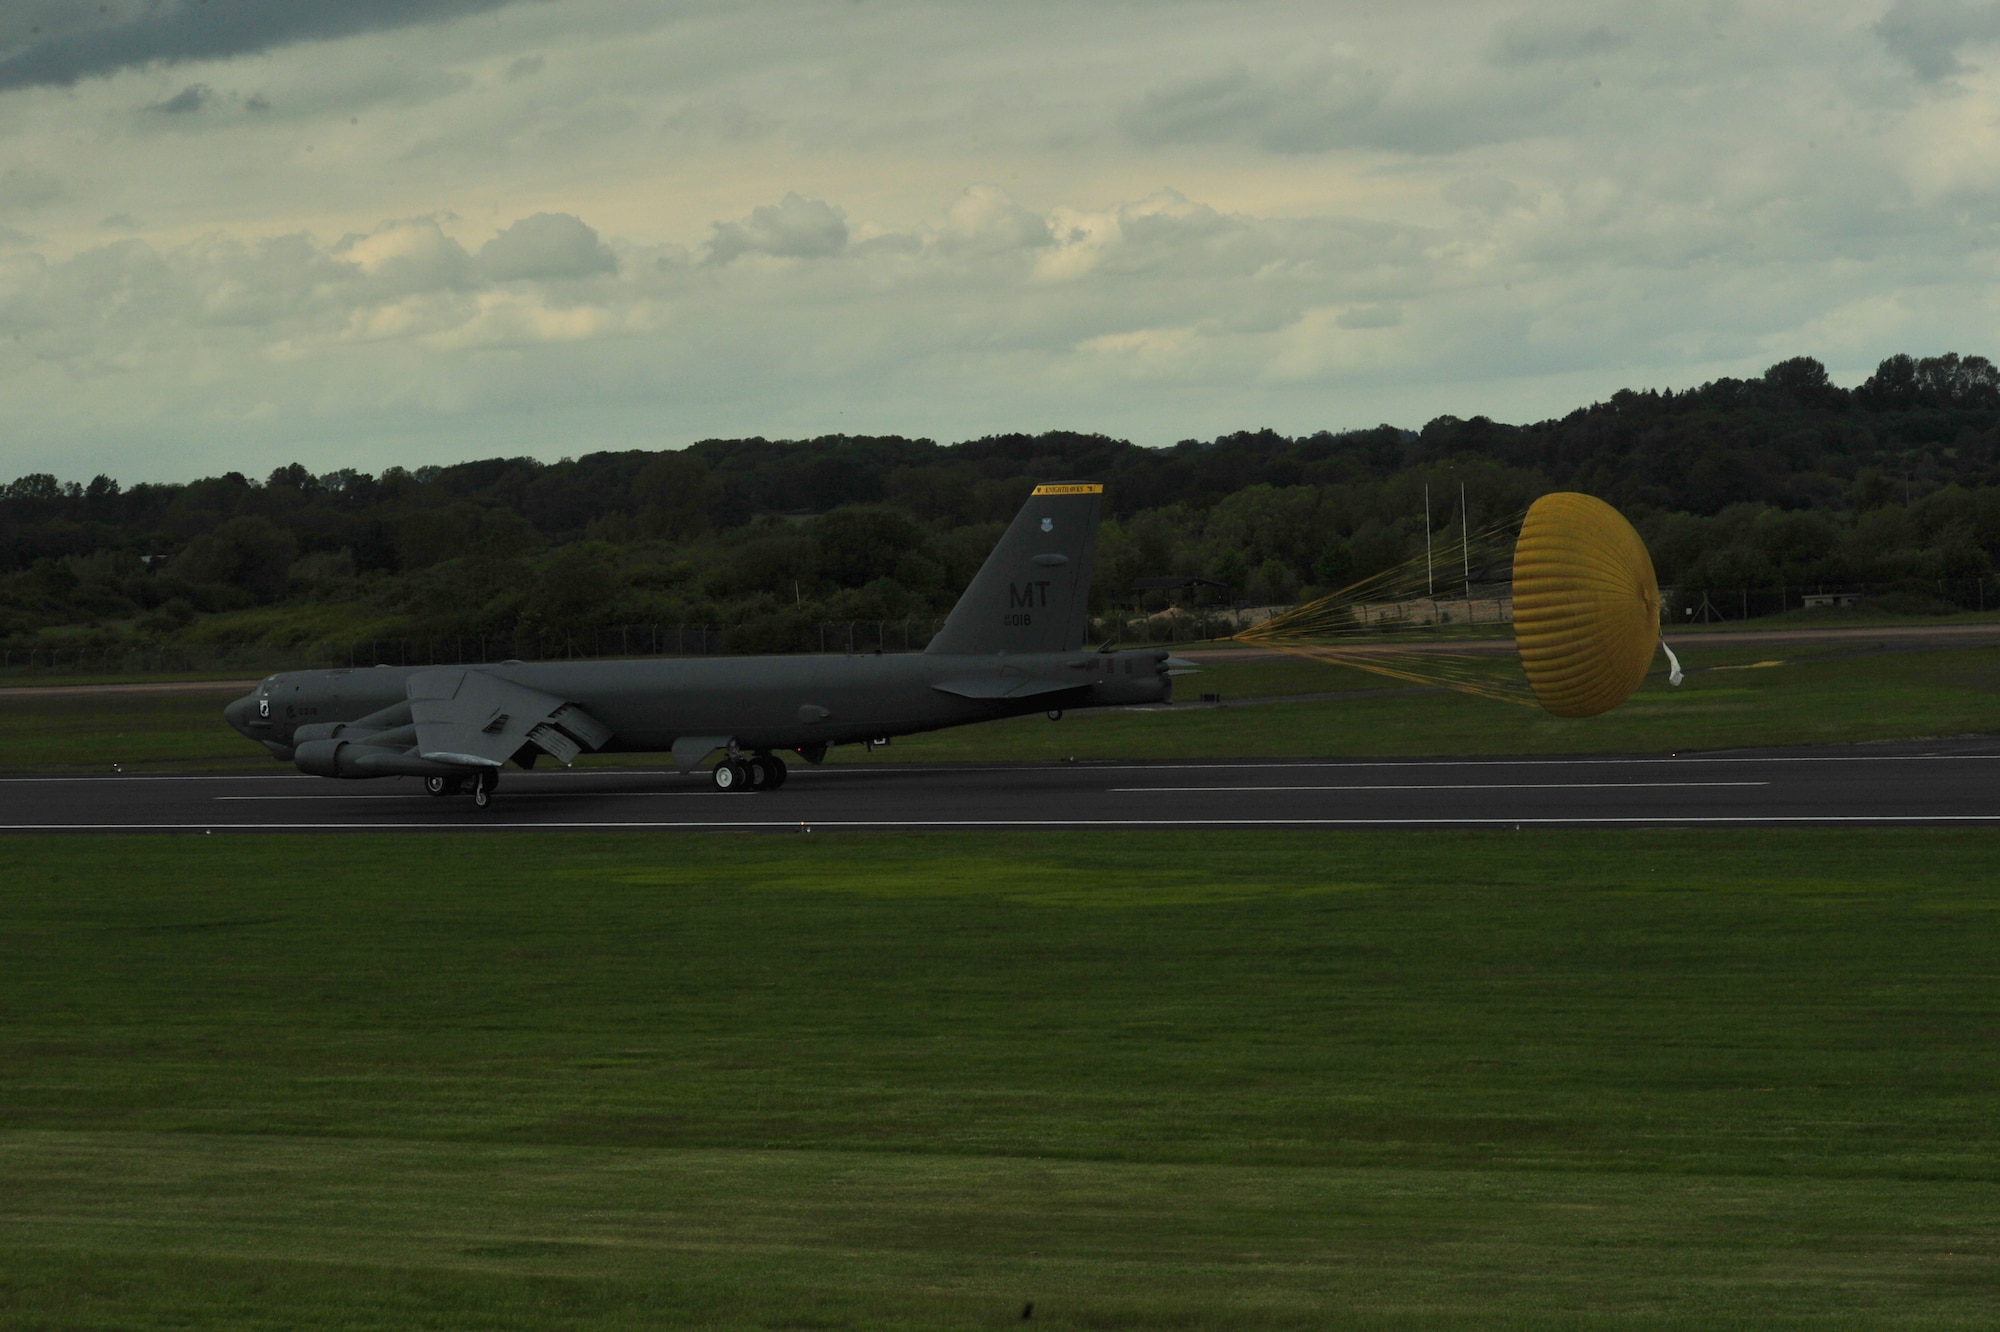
[{"xmin": 1232, "ymin": 492, "xmax": 1676, "ymax": 718}]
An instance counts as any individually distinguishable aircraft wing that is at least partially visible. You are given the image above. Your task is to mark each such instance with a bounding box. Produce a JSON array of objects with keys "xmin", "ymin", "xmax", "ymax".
[{"xmin": 406, "ymin": 668, "xmax": 613, "ymax": 768}]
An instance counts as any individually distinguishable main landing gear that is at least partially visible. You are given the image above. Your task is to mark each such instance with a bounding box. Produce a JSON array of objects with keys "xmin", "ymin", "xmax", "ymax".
[{"xmin": 713, "ymin": 753, "xmax": 787, "ymax": 792}]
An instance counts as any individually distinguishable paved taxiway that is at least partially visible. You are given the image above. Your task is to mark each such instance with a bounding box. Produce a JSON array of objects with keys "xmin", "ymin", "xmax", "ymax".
[{"xmin": 4, "ymin": 739, "xmax": 1997, "ymax": 830}]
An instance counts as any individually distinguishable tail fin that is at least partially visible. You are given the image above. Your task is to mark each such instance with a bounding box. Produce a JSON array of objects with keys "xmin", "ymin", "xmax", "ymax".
[{"xmin": 927, "ymin": 483, "xmax": 1102, "ymax": 656}]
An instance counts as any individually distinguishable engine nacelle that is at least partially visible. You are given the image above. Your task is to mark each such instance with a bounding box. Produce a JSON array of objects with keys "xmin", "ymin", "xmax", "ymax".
[
  {"xmin": 294, "ymin": 738, "xmax": 359, "ymax": 777},
  {"xmin": 294, "ymin": 739, "xmax": 470, "ymax": 780}
]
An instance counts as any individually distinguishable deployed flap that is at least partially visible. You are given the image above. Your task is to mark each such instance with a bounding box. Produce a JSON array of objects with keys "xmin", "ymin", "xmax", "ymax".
[
  {"xmin": 671, "ymin": 735, "xmax": 731, "ymax": 773},
  {"xmin": 406, "ymin": 669, "xmax": 612, "ymax": 768},
  {"xmin": 932, "ymin": 676, "xmax": 1081, "ymax": 700}
]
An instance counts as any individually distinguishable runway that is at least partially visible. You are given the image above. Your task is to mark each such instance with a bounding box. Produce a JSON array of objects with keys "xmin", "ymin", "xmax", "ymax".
[{"xmin": 4, "ymin": 739, "xmax": 1998, "ymax": 831}]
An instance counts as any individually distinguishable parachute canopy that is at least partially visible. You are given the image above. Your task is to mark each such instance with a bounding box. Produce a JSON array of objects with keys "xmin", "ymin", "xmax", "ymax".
[{"xmin": 1511, "ymin": 491, "xmax": 1663, "ymax": 717}]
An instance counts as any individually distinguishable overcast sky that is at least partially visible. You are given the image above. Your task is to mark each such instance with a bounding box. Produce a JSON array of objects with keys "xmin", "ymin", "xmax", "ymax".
[{"xmin": 0, "ymin": 0, "xmax": 1994, "ymax": 483}]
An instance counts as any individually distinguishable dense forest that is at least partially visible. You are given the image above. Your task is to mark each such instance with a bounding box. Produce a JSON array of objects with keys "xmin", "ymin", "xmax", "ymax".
[{"xmin": 5, "ymin": 351, "xmax": 2000, "ymax": 658}]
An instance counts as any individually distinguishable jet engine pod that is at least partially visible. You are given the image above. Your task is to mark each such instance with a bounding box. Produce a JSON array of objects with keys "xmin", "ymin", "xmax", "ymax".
[
  {"xmin": 296, "ymin": 738, "xmax": 478, "ymax": 780},
  {"xmin": 294, "ymin": 737, "xmax": 352, "ymax": 778}
]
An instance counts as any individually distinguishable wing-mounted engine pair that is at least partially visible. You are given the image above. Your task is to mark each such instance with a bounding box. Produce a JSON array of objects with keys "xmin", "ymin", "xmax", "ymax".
[{"xmin": 293, "ymin": 669, "xmax": 611, "ymax": 782}]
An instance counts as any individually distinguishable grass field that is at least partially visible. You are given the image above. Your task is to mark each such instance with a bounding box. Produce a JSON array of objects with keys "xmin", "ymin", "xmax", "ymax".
[
  {"xmin": 2, "ymin": 640, "xmax": 1997, "ymax": 773},
  {"xmin": 3, "ymin": 830, "xmax": 1998, "ymax": 1327},
  {"xmin": 0, "ymin": 687, "xmax": 255, "ymax": 771}
]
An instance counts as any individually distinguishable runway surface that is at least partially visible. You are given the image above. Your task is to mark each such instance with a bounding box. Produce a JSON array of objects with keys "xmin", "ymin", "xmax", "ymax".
[{"xmin": 5, "ymin": 739, "xmax": 1999, "ymax": 831}]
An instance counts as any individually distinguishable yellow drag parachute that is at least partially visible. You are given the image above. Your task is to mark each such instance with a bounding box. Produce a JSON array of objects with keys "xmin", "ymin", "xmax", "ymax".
[
  {"xmin": 1510, "ymin": 492, "xmax": 1664, "ymax": 717},
  {"xmin": 1231, "ymin": 489, "xmax": 1674, "ymax": 717}
]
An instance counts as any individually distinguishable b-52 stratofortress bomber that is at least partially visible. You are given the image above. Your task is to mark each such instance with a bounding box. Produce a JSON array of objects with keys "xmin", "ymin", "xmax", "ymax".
[{"xmin": 225, "ymin": 483, "xmax": 1190, "ymax": 805}]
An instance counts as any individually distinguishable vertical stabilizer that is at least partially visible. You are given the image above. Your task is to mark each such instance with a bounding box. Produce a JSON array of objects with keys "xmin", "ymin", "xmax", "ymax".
[{"xmin": 927, "ymin": 483, "xmax": 1102, "ymax": 655}]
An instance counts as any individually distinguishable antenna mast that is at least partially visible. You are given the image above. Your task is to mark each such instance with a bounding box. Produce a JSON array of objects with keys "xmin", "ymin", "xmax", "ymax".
[
  {"xmin": 1461, "ymin": 482, "xmax": 1471, "ymax": 594},
  {"xmin": 1424, "ymin": 484, "xmax": 1434, "ymax": 596}
]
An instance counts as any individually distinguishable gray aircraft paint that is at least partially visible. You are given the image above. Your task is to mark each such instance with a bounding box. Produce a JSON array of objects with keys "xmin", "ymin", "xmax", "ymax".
[{"xmin": 224, "ymin": 483, "xmax": 1183, "ymax": 788}]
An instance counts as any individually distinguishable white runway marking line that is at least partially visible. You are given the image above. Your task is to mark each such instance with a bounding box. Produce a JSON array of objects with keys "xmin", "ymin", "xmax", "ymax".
[
  {"xmin": 1108, "ymin": 781, "xmax": 1771, "ymax": 793},
  {"xmin": 4, "ymin": 750, "xmax": 2000, "ymax": 785},
  {"xmin": 7, "ymin": 814, "xmax": 2000, "ymax": 832},
  {"xmin": 0, "ymin": 773, "xmax": 318, "ymax": 783},
  {"xmin": 1069, "ymin": 754, "xmax": 2000, "ymax": 771}
]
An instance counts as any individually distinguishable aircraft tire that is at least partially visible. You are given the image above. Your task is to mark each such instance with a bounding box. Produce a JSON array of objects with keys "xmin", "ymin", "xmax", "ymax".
[
  {"xmin": 713, "ymin": 761, "xmax": 739, "ymax": 792},
  {"xmin": 425, "ymin": 775, "xmax": 451, "ymax": 797},
  {"xmin": 758, "ymin": 755, "xmax": 787, "ymax": 789},
  {"xmin": 473, "ymin": 770, "xmax": 498, "ymax": 808}
]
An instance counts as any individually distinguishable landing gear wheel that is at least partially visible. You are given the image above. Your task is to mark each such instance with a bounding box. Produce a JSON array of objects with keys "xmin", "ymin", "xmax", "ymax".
[
  {"xmin": 425, "ymin": 775, "xmax": 459, "ymax": 797},
  {"xmin": 712, "ymin": 759, "xmax": 743, "ymax": 792},
  {"xmin": 473, "ymin": 770, "xmax": 498, "ymax": 808},
  {"xmin": 755, "ymin": 754, "xmax": 788, "ymax": 789},
  {"xmin": 746, "ymin": 757, "xmax": 768, "ymax": 789}
]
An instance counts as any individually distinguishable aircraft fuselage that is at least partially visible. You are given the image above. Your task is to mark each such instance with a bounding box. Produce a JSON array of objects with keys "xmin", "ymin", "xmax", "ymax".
[{"xmin": 226, "ymin": 647, "xmax": 1175, "ymax": 762}]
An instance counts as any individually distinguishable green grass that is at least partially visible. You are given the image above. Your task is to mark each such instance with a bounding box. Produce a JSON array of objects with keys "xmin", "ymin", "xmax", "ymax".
[
  {"xmin": 2, "ymin": 831, "xmax": 1998, "ymax": 1327},
  {"xmin": 826, "ymin": 641, "xmax": 2000, "ymax": 764},
  {"xmin": 0, "ymin": 671, "xmax": 265, "ymax": 689},
  {"xmin": 0, "ymin": 687, "xmax": 255, "ymax": 771}
]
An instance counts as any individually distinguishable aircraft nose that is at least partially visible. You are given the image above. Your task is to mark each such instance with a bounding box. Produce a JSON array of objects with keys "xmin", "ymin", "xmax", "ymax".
[{"xmin": 224, "ymin": 694, "xmax": 256, "ymax": 734}]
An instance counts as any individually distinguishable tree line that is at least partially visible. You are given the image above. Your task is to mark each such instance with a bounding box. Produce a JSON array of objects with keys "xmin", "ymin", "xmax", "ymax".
[{"xmin": 4, "ymin": 351, "xmax": 1999, "ymax": 654}]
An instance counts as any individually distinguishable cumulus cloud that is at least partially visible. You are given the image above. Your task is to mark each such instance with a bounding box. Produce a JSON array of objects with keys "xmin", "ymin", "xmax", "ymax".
[
  {"xmin": 1874, "ymin": 0, "xmax": 2000, "ymax": 79},
  {"xmin": 477, "ymin": 212, "xmax": 616, "ymax": 281},
  {"xmin": 0, "ymin": 0, "xmax": 534, "ymax": 93},
  {"xmin": 941, "ymin": 186, "xmax": 1052, "ymax": 253},
  {"xmin": 704, "ymin": 193, "xmax": 847, "ymax": 264},
  {"xmin": 331, "ymin": 217, "xmax": 475, "ymax": 296}
]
